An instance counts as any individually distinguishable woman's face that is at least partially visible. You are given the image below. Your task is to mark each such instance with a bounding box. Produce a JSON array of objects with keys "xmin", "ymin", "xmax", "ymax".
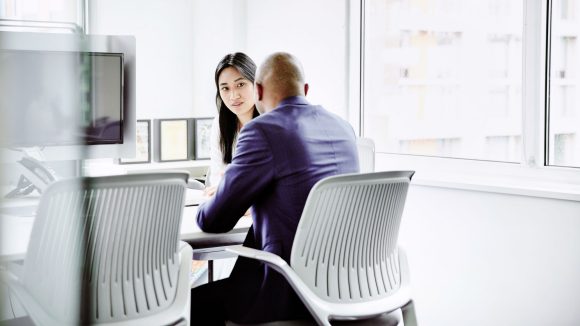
[{"xmin": 218, "ymin": 66, "xmax": 255, "ymax": 119}]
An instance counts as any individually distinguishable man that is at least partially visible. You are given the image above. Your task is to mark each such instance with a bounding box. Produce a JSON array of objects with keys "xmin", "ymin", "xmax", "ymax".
[{"xmin": 191, "ymin": 52, "xmax": 359, "ymax": 325}]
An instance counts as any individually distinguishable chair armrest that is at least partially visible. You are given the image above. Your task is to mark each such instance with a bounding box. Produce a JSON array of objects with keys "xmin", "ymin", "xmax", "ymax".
[
  {"xmin": 178, "ymin": 241, "xmax": 196, "ymax": 288},
  {"xmin": 0, "ymin": 264, "xmax": 52, "ymax": 325},
  {"xmin": 225, "ymin": 245, "xmax": 333, "ymax": 324},
  {"xmin": 225, "ymin": 245, "xmax": 287, "ymax": 267}
]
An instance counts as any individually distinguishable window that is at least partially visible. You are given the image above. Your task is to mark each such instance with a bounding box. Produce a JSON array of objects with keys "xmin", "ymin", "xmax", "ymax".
[
  {"xmin": 547, "ymin": 0, "xmax": 580, "ymax": 167},
  {"xmin": 363, "ymin": 0, "xmax": 524, "ymax": 162},
  {"xmin": 0, "ymin": 0, "xmax": 84, "ymax": 33}
]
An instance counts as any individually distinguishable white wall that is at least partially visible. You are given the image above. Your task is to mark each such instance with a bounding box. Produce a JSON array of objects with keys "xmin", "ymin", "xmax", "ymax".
[
  {"xmin": 190, "ymin": 0, "xmax": 246, "ymax": 118},
  {"xmin": 400, "ymin": 184, "xmax": 580, "ymax": 325},
  {"xmin": 191, "ymin": 0, "xmax": 350, "ymax": 119},
  {"xmin": 245, "ymin": 0, "xmax": 349, "ymax": 118},
  {"xmin": 89, "ymin": 0, "xmax": 350, "ymax": 121},
  {"xmin": 89, "ymin": 0, "xmax": 197, "ymax": 120}
]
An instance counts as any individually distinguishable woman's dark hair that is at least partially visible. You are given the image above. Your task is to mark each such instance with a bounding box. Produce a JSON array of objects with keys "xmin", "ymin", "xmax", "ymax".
[{"xmin": 214, "ymin": 52, "xmax": 260, "ymax": 164}]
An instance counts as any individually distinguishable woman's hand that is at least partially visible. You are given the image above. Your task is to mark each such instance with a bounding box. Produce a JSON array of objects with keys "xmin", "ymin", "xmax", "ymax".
[{"xmin": 203, "ymin": 185, "xmax": 218, "ymax": 197}]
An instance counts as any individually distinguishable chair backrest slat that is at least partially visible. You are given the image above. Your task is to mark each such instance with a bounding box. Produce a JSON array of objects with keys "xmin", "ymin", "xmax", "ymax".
[{"xmin": 291, "ymin": 171, "xmax": 414, "ymax": 303}]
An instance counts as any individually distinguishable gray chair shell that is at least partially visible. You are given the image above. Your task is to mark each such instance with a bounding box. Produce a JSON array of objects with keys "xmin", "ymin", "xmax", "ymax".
[
  {"xmin": 226, "ymin": 171, "xmax": 417, "ymax": 326},
  {"xmin": 2, "ymin": 173, "xmax": 192, "ymax": 326}
]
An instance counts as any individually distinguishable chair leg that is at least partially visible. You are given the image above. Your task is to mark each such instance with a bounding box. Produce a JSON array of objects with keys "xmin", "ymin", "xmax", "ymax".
[
  {"xmin": 309, "ymin": 311, "xmax": 330, "ymax": 326},
  {"xmin": 208, "ymin": 260, "xmax": 214, "ymax": 282},
  {"xmin": 315, "ymin": 317, "xmax": 331, "ymax": 326},
  {"xmin": 401, "ymin": 300, "xmax": 418, "ymax": 326}
]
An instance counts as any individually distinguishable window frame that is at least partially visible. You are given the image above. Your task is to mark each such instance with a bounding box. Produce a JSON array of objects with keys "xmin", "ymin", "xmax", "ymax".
[
  {"xmin": 545, "ymin": 0, "xmax": 580, "ymax": 168},
  {"xmin": 0, "ymin": 0, "xmax": 87, "ymax": 33},
  {"xmin": 353, "ymin": 0, "xmax": 580, "ymax": 201}
]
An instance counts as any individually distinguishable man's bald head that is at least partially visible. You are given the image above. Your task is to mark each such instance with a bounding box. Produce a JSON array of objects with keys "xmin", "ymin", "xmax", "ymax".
[{"xmin": 254, "ymin": 52, "xmax": 309, "ymax": 113}]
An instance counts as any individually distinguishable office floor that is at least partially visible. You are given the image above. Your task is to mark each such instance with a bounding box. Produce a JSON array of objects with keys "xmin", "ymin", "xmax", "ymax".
[{"xmin": 225, "ymin": 310, "xmax": 403, "ymax": 326}]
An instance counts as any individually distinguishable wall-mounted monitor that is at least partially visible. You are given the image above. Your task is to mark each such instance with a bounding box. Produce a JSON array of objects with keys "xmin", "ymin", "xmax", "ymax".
[{"xmin": 0, "ymin": 31, "xmax": 136, "ymax": 161}]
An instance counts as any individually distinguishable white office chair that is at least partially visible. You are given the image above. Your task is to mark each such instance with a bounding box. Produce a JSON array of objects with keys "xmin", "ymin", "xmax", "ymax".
[
  {"xmin": 1, "ymin": 173, "xmax": 192, "ymax": 325},
  {"xmin": 356, "ymin": 138, "xmax": 375, "ymax": 173},
  {"xmin": 226, "ymin": 171, "xmax": 417, "ymax": 326}
]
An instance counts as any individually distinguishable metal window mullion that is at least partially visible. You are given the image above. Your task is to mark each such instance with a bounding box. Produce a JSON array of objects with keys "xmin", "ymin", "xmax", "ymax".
[
  {"xmin": 359, "ymin": 0, "xmax": 366, "ymax": 137},
  {"xmin": 348, "ymin": 0, "xmax": 363, "ymax": 137},
  {"xmin": 522, "ymin": 0, "xmax": 549, "ymax": 168},
  {"xmin": 80, "ymin": 0, "xmax": 88, "ymax": 34}
]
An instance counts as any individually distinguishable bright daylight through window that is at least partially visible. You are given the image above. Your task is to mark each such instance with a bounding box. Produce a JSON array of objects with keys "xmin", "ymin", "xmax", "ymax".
[
  {"xmin": 363, "ymin": 0, "xmax": 523, "ymax": 162},
  {"xmin": 0, "ymin": 0, "xmax": 80, "ymax": 26},
  {"xmin": 548, "ymin": 0, "xmax": 580, "ymax": 168}
]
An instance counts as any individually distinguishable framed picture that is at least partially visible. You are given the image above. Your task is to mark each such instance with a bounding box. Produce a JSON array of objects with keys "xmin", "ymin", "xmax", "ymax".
[
  {"xmin": 192, "ymin": 117, "xmax": 213, "ymax": 160},
  {"xmin": 154, "ymin": 118, "xmax": 191, "ymax": 162},
  {"xmin": 118, "ymin": 120, "xmax": 151, "ymax": 164}
]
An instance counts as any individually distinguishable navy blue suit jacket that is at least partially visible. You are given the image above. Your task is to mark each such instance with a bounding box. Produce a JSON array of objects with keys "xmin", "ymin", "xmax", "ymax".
[{"xmin": 196, "ymin": 96, "xmax": 359, "ymax": 323}]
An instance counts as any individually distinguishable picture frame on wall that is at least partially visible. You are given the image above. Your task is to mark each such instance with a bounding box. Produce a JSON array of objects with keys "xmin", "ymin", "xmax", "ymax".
[
  {"xmin": 154, "ymin": 118, "xmax": 191, "ymax": 162},
  {"xmin": 192, "ymin": 117, "xmax": 213, "ymax": 160},
  {"xmin": 118, "ymin": 119, "xmax": 151, "ymax": 164}
]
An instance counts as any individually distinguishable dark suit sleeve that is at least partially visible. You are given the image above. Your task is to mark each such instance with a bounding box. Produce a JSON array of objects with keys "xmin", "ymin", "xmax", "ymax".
[{"xmin": 196, "ymin": 124, "xmax": 274, "ymax": 233}]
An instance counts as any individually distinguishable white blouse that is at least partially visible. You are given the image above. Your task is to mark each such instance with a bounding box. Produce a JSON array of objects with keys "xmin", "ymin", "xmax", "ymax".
[{"xmin": 207, "ymin": 116, "xmax": 238, "ymax": 187}]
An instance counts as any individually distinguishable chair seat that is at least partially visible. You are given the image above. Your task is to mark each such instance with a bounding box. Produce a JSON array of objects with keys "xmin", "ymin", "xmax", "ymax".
[{"xmin": 226, "ymin": 309, "xmax": 402, "ymax": 326}]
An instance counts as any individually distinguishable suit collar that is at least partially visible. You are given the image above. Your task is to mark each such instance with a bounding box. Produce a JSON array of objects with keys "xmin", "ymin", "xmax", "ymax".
[{"xmin": 278, "ymin": 96, "xmax": 309, "ymax": 107}]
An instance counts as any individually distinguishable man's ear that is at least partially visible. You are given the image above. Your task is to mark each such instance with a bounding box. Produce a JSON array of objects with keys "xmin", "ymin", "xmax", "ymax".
[
  {"xmin": 304, "ymin": 83, "xmax": 309, "ymax": 96},
  {"xmin": 255, "ymin": 83, "xmax": 264, "ymax": 101}
]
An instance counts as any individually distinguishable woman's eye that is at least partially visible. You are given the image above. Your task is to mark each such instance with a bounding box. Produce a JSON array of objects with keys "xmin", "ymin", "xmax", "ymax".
[
  {"xmin": 237, "ymin": 82, "xmax": 245, "ymax": 88},
  {"xmin": 220, "ymin": 87, "xmax": 228, "ymax": 92}
]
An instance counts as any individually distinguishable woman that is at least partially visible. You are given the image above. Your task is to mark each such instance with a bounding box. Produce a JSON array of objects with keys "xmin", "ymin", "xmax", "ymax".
[
  {"xmin": 196, "ymin": 53, "xmax": 259, "ymax": 283},
  {"xmin": 206, "ymin": 52, "xmax": 259, "ymax": 192}
]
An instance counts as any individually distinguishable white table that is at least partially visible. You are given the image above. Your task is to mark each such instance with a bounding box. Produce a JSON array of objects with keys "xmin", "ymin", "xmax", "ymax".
[
  {"xmin": 0, "ymin": 190, "xmax": 252, "ymax": 262},
  {"xmin": 182, "ymin": 206, "xmax": 252, "ymax": 281},
  {"xmin": 181, "ymin": 206, "xmax": 252, "ymax": 252}
]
